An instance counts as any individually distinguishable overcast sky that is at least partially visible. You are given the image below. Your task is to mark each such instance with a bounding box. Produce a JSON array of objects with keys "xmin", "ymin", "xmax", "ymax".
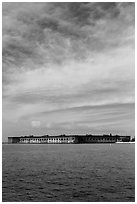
[{"xmin": 2, "ymin": 2, "xmax": 135, "ymax": 141}]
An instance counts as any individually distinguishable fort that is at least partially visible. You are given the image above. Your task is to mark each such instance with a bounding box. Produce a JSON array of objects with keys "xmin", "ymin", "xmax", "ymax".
[{"xmin": 8, "ymin": 134, "xmax": 131, "ymax": 144}]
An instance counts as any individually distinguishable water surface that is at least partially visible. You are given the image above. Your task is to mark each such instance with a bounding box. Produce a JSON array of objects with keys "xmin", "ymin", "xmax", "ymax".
[{"xmin": 2, "ymin": 144, "xmax": 135, "ymax": 202}]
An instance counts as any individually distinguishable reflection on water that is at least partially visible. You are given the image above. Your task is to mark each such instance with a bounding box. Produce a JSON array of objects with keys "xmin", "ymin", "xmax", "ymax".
[{"xmin": 2, "ymin": 144, "xmax": 135, "ymax": 202}]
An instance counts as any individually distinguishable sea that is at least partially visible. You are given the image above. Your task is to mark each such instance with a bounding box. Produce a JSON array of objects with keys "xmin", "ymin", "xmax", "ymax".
[{"xmin": 2, "ymin": 143, "xmax": 135, "ymax": 202}]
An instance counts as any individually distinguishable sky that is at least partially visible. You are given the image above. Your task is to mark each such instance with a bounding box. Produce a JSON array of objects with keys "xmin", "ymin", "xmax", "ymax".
[{"xmin": 2, "ymin": 2, "xmax": 135, "ymax": 141}]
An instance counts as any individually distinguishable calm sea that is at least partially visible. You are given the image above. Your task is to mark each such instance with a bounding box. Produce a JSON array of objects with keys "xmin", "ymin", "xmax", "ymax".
[{"xmin": 2, "ymin": 144, "xmax": 135, "ymax": 202}]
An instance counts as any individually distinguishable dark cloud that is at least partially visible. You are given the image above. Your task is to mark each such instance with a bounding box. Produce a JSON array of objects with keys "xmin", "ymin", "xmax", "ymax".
[
  {"xmin": 3, "ymin": 2, "xmax": 134, "ymax": 73},
  {"xmin": 49, "ymin": 2, "xmax": 120, "ymax": 25}
]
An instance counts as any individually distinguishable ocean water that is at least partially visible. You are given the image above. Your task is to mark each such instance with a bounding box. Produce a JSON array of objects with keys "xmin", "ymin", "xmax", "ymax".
[{"xmin": 2, "ymin": 144, "xmax": 135, "ymax": 202}]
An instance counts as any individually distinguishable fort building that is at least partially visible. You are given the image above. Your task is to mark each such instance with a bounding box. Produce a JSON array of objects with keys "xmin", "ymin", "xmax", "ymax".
[{"xmin": 8, "ymin": 134, "xmax": 131, "ymax": 144}]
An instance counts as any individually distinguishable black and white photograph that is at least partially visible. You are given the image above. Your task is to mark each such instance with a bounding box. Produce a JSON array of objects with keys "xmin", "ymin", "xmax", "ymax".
[{"xmin": 2, "ymin": 2, "xmax": 135, "ymax": 202}]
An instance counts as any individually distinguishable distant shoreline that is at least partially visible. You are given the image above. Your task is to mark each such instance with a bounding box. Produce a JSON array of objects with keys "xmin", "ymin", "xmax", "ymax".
[{"xmin": 3, "ymin": 142, "xmax": 135, "ymax": 145}]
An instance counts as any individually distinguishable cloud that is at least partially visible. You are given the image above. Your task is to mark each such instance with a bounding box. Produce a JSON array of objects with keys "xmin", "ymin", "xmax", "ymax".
[
  {"xmin": 2, "ymin": 3, "xmax": 135, "ymax": 140},
  {"xmin": 2, "ymin": 3, "xmax": 134, "ymax": 71},
  {"xmin": 31, "ymin": 120, "xmax": 41, "ymax": 128}
]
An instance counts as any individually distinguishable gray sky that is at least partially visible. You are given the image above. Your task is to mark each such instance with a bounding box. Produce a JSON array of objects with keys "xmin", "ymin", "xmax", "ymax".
[{"xmin": 2, "ymin": 2, "xmax": 135, "ymax": 141}]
